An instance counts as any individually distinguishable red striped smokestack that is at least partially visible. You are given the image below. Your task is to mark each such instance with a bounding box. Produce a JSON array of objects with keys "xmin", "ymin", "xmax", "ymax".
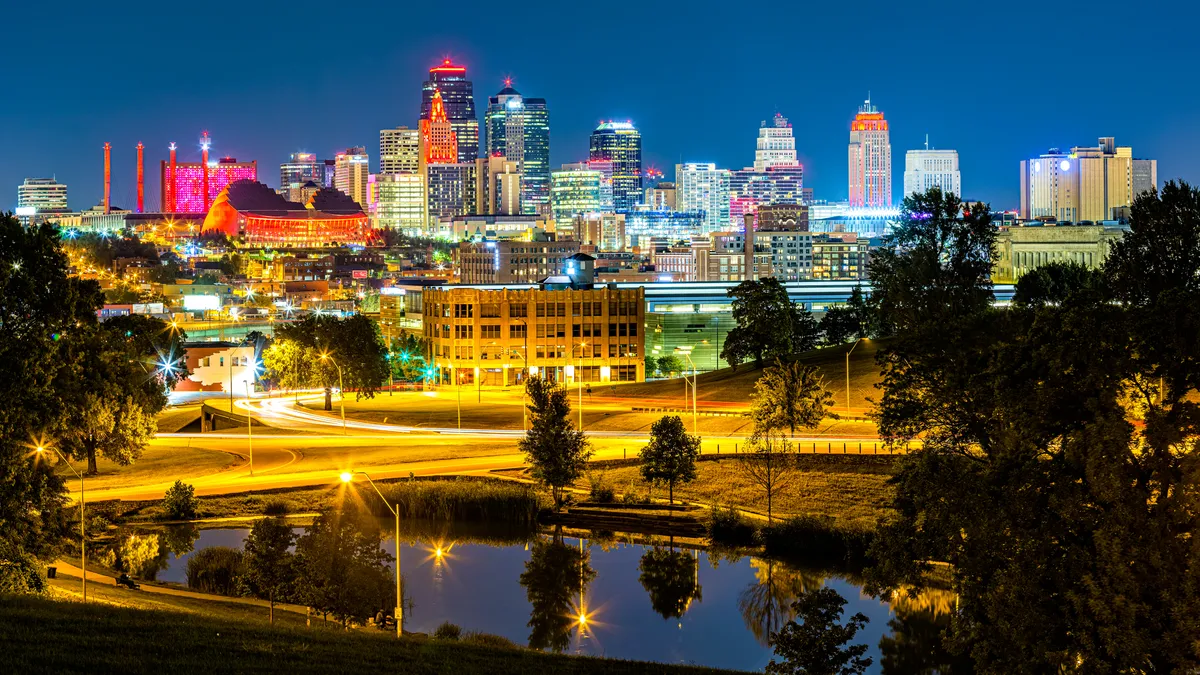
[
  {"xmin": 200, "ymin": 131, "xmax": 211, "ymax": 212},
  {"xmin": 136, "ymin": 142, "xmax": 144, "ymax": 213},
  {"xmin": 103, "ymin": 142, "xmax": 111, "ymax": 214}
]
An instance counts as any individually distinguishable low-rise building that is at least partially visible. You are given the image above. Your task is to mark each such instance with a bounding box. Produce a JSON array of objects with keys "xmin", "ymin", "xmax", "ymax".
[
  {"xmin": 993, "ymin": 224, "xmax": 1124, "ymax": 283},
  {"xmin": 458, "ymin": 236, "xmax": 580, "ymax": 284}
]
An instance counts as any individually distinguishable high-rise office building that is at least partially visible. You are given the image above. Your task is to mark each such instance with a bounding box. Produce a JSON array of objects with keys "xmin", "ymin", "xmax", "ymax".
[
  {"xmin": 729, "ymin": 165, "xmax": 804, "ymax": 226},
  {"xmin": 280, "ymin": 153, "xmax": 321, "ymax": 202},
  {"xmin": 426, "ymin": 163, "xmax": 477, "ymax": 229},
  {"xmin": 379, "ymin": 127, "xmax": 420, "ymax": 174},
  {"xmin": 161, "ymin": 157, "xmax": 257, "ymax": 214},
  {"xmin": 1020, "ymin": 137, "xmax": 1155, "ymax": 222},
  {"xmin": 645, "ymin": 182, "xmax": 676, "ymax": 210},
  {"xmin": 420, "ymin": 59, "xmax": 478, "ymax": 164},
  {"xmin": 848, "ymin": 99, "xmax": 892, "ymax": 208},
  {"xmin": 475, "ymin": 156, "xmax": 522, "ymax": 215},
  {"xmin": 322, "ymin": 159, "xmax": 336, "ymax": 188},
  {"xmin": 903, "ymin": 148, "xmax": 961, "ymax": 199},
  {"xmin": 1132, "ymin": 158, "xmax": 1158, "ymax": 198},
  {"xmin": 334, "ymin": 147, "xmax": 370, "ymax": 208},
  {"xmin": 754, "ymin": 114, "xmax": 799, "ymax": 171},
  {"xmin": 420, "ymin": 90, "xmax": 458, "ymax": 166},
  {"xmin": 373, "ymin": 173, "xmax": 427, "ymax": 232},
  {"xmin": 589, "ymin": 121, "xmax": 642, "ymax": 212},
  {"xmin": 551, "ymin": 168, "xmax": 605, "ymax": 223},
  {"xmin": 485, "ymin": 80, "xmax": 550, "ymax": 216},
  {"xmin": 17, "ymin": 177, "xmax": 69, "ymax": 216},
  {"xmin": 675, "ymin": 163, "xmax": 732, "ymax": 234}
]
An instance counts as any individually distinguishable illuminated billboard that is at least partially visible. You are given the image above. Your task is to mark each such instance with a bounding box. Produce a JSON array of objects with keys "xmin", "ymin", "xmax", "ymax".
[{"xmin": 182, "ymin": 295, "xmax": 220, "ymax": 311}]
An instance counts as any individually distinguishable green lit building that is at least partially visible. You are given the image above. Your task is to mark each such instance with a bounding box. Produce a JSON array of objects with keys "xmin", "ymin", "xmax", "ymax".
[{"xmin": 550, "ymin": 169, "xmax": 604, "ymax": 223}]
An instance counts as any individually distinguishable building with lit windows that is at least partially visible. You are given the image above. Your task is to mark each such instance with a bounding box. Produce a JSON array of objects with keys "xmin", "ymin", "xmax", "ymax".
[
  {"xmin": 754, "ymin": 114, "xmax": 799, "ymax": 171},
  {"xmin": 16, "ymin": 178, "xmax": 70, "ymax": 224},
  {"xmin": 848, "ymin": 99, "xmax": 892, "ymax": 208},
  {"xmin": 426, "ymin": 163, "xmax": 477, "ymax": 228},
  {"xmin": 812, "ymin": 233, "xmax": 868, "ymax": 280},
  {"xmin": 645, "ymin": 182, "xmax": 676, "ymax": 210},
  {"xmin": 556, "ymin": 214, "xmax": 625, "ymax": 252},
  {"xmin": 280, "ymin": 153, "xmax": 322, "ymax": 198},
  {"xmin": 550, "ymin": 169, "xmax": 604, "ymax": 223},
  {"xmin": 420, "ymin": 59, "xmax": 479, "ymax": 164},
  {"xmin": 200, "ymin": 179, "xmax": 374, "ymax": 247},
  {"xmin": 485, "ymin": 81, "xmax": 550, "ymax": 215},
  {"xmin": 1020, "ymin": 137, "xmax": 1156, "ymax": 222},
  {"xmin": 372, "ymin": 173, "xmax": 427, "ymax": 232},
  {"xmin": 993, "ymin": 224, "xmax": 1124, "ymax": 283},
  {"xmin": 589, "ymin": 121, "xmax": 642, "ymax": 211},
  {"xmin": 675, "ymin": 163, "xmax": 731, "ymax": 233},
  {"xmin": 161, "ymin": 158, "xmax": 257, "ymax": 214},
  {"xmin": 729, "ymin": 165, "xmax": 804, "ymax": 226},
  {"xmin": 475, "ymin": 156, "xmax": 522, "ymax": 215},
  {"xmin": 334, "ymin": 147, "xmax": 369, "ymax": 209},
  {"xmin": 424, "ymin": 270, "xmax": 645, "ymax": 386},
  {"xmin": 903, "ymin": 147, "xmax": 960, "ymax": 200},
  {"xmin": 458, "ymin": 236, "xmax": 581, "ymax": 284},
  {"xmin": 380, "ymin": 127, "xmax": 421, "ymax": 174},
  {"xmin": 624, "ymin": 209, "xmax": 704, "ymax": 247}
]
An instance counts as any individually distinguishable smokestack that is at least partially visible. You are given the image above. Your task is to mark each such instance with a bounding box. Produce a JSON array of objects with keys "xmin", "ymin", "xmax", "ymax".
[
  {"xmin": 200, "ymin": 131, "xmax": 211, "ymax": 212},
  {"xmin": 103, "ymin": 142, "xmax": 112, "ymax": 214},
  {"xmin": 136, "ymin": 142, "xmax": 144, "ymax": 213},
  {"xmin": 168, "ymin": 142, "xmax": 177, "ymax": 213}
]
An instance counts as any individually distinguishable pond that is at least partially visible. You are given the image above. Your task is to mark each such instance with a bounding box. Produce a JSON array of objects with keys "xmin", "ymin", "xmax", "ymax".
[{"xmin": 124, "ymin": 525, "xmax": 956, "ymax": 674}]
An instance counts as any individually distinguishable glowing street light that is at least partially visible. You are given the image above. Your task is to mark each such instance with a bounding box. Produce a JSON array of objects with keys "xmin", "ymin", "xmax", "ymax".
[
  {"xmin": 36, "ymin": 443, "xmax": 86, "ymax": 603},
  {"xmin": 340, "ymin": 470, "xmax": 402, "ymax": 637}
]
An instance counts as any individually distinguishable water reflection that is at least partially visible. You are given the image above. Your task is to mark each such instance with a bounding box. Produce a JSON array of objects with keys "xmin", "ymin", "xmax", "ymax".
[
  {"xmin": 737, "ymin": 558, "xmax": 826, "ymax": 646},
  {"xmin": 519, "ymin": 534, "xmax": 597, "ymax": 653},
  {"xmin": 638, "ymin": 547, "xmax": 702, "ymax": 620}
]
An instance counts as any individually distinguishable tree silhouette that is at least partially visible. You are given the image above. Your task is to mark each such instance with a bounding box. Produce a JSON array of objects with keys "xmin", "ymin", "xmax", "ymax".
[
  {"xmin": 738, "ymin": 558, "xmax": 825, "ymax": 646},
  {"xmin": 638, "ymin": 546, "xmax": 701, "ymax": 620},
  {"xmin": 519, "ymin": 537, "xmax": 596, "ymax": 653}
]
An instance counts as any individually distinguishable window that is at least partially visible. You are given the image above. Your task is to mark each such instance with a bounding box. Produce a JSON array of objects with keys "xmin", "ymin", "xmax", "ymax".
[
  {"xmin": 455, "ymin": 325, "xmax": 473, "ymax": 340},
  {"xmin": 454, "ymin": 304, "xmax": 473, "ymax": 318},
  {"xmin": 511, "ymin": 303, "xmax": 528, "ymax": 318},
  {"xmin": 572, "ymin": 302, "xmax": 581, "ymax": 317},
  {"xmin": 219, "ymin": 357, "xmax": 225, "ymax": 367},
  {"xmin": 593, "ymin": 301, "xmax": 602, "ymax": 316},
  {"xmin": 536, "ymin": 324, "xmax": 547, "ymax": 339},
  {"xmin": 619, "ymin": 324, "xmax": 627, "ymax": 337},
  {"xmin": 557, "ymin": 323, "xmax": 566, "ymax": 338},
  {"xmin": 609, "ymin": 323, "xmax": 617, "ymax": 337},
  {"xmin": 480, "ymin": 303, "xmax": 501, "ymax": 318},
  {"xmin": 582, "ymin": 302, "xmax": 592, "ymax": 317},
  {"xmin": 573, "ymin": 324, "xmax": 581, "ymax": 338},
  {"xmin": 536, "ymin": 303, "xmax": 546, "ymax": 318},
  {"xmin": 536, "ymin": 345, "xmax": 547, "ymax": 360},
  {"xmin": 510, "ymin": 324, "xmax": 527, "ymax": 339},
  {"xmin": 609, "ymin": 343, "xmax": 618, "ymax": 357},
  {"xmin": 629, "ymin": 323, "xmax": 638, "ymax": 337},
  {"xmin": 555, "ymin": 302, "xmax": 565, "ymax": 317},
  {"xmin": 481, "ymin": 325, "xmax": 501, "ymax": 340}
]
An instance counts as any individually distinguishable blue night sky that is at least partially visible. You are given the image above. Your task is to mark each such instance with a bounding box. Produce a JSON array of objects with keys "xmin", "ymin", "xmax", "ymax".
[{"xmin": 3, "ymin": 0, "xmax": 1196, "ymax": 212}]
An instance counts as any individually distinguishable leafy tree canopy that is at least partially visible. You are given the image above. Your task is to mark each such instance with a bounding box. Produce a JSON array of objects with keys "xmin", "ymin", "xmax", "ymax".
[
  {"xmin": 519, "ymin": 377, "xmax": 591, "ymax": 510},
  {"xmin": 721, "ymin": 278, "xmax": 819, "ymax": 369}
]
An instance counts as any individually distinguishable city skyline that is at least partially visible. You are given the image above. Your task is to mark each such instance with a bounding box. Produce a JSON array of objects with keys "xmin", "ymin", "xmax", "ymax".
[{"xmin": 3, "ymin": 0, "xmax": 1193, "ymax": 213}]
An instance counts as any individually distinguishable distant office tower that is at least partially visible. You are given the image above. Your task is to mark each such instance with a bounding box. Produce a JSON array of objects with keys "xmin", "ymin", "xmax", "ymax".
[
  {"xmin": 589, "ymin": 121, "xmax": 642, "ymax": 211},
  {"xmin": 675, "ymin": 163, "xmax": 732, "ymax": 233},
  {"xmin": 426, "ymin": 163, "xmax": 478, "ymax": 229},
  {"xmin": 729, "ymin": 165, "xmax": 804, "ymax": 226},
  {"xmin": 848, "ymin": 99, "xmax": 892, "ymax": 208},
  {"xmin": 334, "ymin": 147, "xmax": 370, "ymax": 208},
  {"xmin": 1132, "ymin": 158, "xmax": 1158, "ymax": 198},
  {"xmin": 475, "ymin": 156, "xmax": 522, "ymax": 215},
  {"xmin": 322, "ymin": 159, "xmax": 336, "ymax": 188},
  {"xmin": 379, "ymin": 127, "xmax": 420, "ymax": 174},
  {"xmin": 17, "ymin": 177, "xmax": 69, "ymax": 215},
  {"xmin": 1020, "ymin": 138, "xmax": 1156, "ymax": 222},
  {"xmin": 161, "ymin": 157, "xmax": 257, "ymax": 214},
  {"xmin": 420, "ymin": 58, "xmax": 478, "ymax": 164},
  {"xmin": 645, "ymin": 181, "xmax": 676, "ymax": 210},
  {"xmin": 280, "ymin": 153, "xmax": 322, "ymax": 198},
  {"xmin": 903, "ymin": 147, "xmax": 961, "ymax": 199},
  {"xmin": 420, "ymin": 90, "xmax": 459, "ymax": 165},
  {"xmin": 754, "ymin": 114, "xmax": 799, "ymax": 171},
  {"xmin": 551, "ymin": 168, "xmax": 605, "ymax": 222},
  {"xmin": 485, "ymin": 80, "xmax": 550, "ymax": 215},
  {"xmin": 373, "ymin": 173, "xmax": 427, "ymax": 232}
]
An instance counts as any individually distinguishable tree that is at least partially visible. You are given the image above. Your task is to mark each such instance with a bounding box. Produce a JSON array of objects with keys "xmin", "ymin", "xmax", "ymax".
[
  {"xmin": 843, "ymin": 286, "xmax": 876, "ymax": 338},
  {"xmin": 818, "ymin": 307, "xmax": 858, "ymax": 345},
  {"xmin": 739, "ymin": 559, "xmax": 826, "ymax": 646},
  {"xmin": 272, "ymin": 314, "xmax": 389, "ymax": 410},
  {"xmin": 639, "ymin": 415, "xmax": 700, "ymax": 504},
  {"xmin": 749, "ymin": 359, "xmax": 836, "ymax": 437},
  {"xmin": 163, "ymin": 480, "xmax": 198, "ymax": 520},
  {"xmin": 1011, "ymin": 259, "xmax": 1103, "ymax": 308},
  {"xmin": 295, "ymin": 508, "xmax": 394, "ymax": 628},
  {"xmin": 740, "ymin": 430, "xmax": 798, "ymax": 524},
  {"xmin": 766, "ymin": 587, "xmax": 872, "ymax": 675},
  {"xmin": 644, "ymin": 354, "xmax": 658, "ymax": 377},
  {"xmin": 519, "ymin": 537, "xmax": 596, "ymax": 652},
  {"xmin": 62, "ymin": 393, "xmax": 155, "ymax": 474},
  {"xmin": 262, "ymin": 339, "xmax": 312, "ymax": 395},
  {"xmin": 241, "ymin": 517, "xmax": 297, "ymax": 625},
  {"xmin": 721, "ymin": 278, "xmax": 818, "ymax": 369},
  {"xmin": 655, "ymin": 354, "xmax": 684, "ymax": 376},
  {"xmin": 388, "ymin": 333, "xmax": 428, "ymax": 383},
  {"xmin": 519, "ymin": 376, "xmax": 592, "ymax": 510},
  {"xmin": 638, "ymin": 547, "xmax": 701, "ymax": 620}
]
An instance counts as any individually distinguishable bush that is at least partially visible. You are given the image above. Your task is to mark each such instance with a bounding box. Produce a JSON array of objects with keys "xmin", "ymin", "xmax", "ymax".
[
  {"xmin": 589, "ymin": 475, "xmax": 615, "ymax": 503},
  {"xmin": 263, "ymin": 499, "xmax": 290, "ymax": 516},
  {"xmin": 0, "ymin": 547, "xmax": 45, "ymax": 594},
  {"xmin": 761, "ymin": 515, "xmax": 874, "ymax": 565},
  {"xmin": 621, "ymin": 489, "xmax": 640, "ymax": 505},
  {"xmin": 707, "ymin": 505, "xmax": 757, "ymax": 547},
  {"xmin": 377, "ymin": 479, "xmax": 543, "ymax": 524},
  {"xmin": 185, "ymin": 546, "xmax": 243, "ymax": 596},
  {"xmin": 433, "ymin": 621, "xmax": 462, "ymax": 640},
  {"xmin": 462, "ymin": 631, "xmax": 520, "ymax": 650},
  {"xmin": 163, "ymin": 480, "xmax": 198, "ymax": 520}
]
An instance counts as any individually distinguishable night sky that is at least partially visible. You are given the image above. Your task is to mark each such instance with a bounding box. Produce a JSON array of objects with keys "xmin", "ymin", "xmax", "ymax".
[{"xmin": 4, "ymin": 0, "xmax": 1196, "ymax": 212}]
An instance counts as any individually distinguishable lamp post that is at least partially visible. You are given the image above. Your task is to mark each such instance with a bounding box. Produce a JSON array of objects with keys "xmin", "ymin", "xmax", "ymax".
[
  {"xmin": 244, "ymin": 380, "xmax": 254, "ymax": 476},
  {"xmin": 38, "ymin": 445, "xmax": 85, "ymax": 602},
  {"xmin": 514, "ymin": 318, "xmax": 530, "ymax": 431},
  {"xmin": 846, "ymin": 338, "xmax": 866, "ymax": 414},
  {"xmin": 339, "ymin": 471, "xmax": 401, "ymax": 638},
  {"xmin": 319, "ymin": 353, "xmax": 346, "ymax": 435},
  {"xmin": 674, "ymin": 346, "xmax": 697, "ymax": 434},
  {"xmin": 573, "ymin": 341, "xmax": 588, "ymax": 429}
]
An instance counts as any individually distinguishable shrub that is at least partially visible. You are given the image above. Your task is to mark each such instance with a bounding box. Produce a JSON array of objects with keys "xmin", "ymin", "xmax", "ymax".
[
  {"xmin": 377, "ymin": 479, "xmax": 543, "ymax": 524},
  {"xmin": 462, "ymin": 632, "xmax": 520, "ymax": 650},
  {"xmin": 0, "ymin": 547, "xmax": 45, "ymax": 594},
  {"xmin": 263, "ymin": 499, "xmax": 290, "ymax": 516},
  {"xmin": 185, "ymin": 546, "xmax": 243, "ymax": 595},
  {"xmin": 433, "ymin": 621, "xmax": 462, "ymax": 640},
  {"xmin": 708, "ymin": 505, "xmax": 757, "ymax": 547},
  {"xmin": 589, "ymin": 476, "xmax": 615, "ymax": 503},
  {"xmin": 621, "ymin": 489, "xmax": 640, "ymax": 505},
  {"xmin": 163, "ymin": 480, "xmax": 198, "ymax": 520},
  {"xmin": 761, "ymin": 515, "xmax": 874, "ymax": 565}
]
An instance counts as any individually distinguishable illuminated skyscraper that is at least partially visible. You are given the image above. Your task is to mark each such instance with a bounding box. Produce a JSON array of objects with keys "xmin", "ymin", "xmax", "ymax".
[
  {"xmin": 485, "ymin": 79, "xmax": 550, "ymax": 215},
  {"xmin": 903, "ymin": 146, "xmax": 960, "ymax": 200},
  {"xmin": 1020, "ymin": 137, "xmax": 1155, "ymax": 222},
  {"xmin": 334, "ymin": 147, "xmax": 370, "ymax": 208},
  {"xmin": 379, "ymin": 127, "xmax": 420, "ymax": 174},
  {"xmin": 550, "ymin": 168, "xmax": 604, "ymax": 223},
  {"xmin": 675, "ymin": 163, "xmax": 732, "ymax": 233},
  {"xmin": 280, "ymin": 152, "xmax": 322, "ymax": 198},
  {"xmin": 754, "ymin": 114, "xmax": 798, "ymax": 171},
  {"xmin": 847, "ymin": 99, "xmax": 892, "ymax": 208},
  {"xmin": 17, "ymin": 178, "xmax": 69, "ymax": 215},
  {"xmin": 420, "ymin": 91, "xmax": 459, "ymax": 165},
  {"xmin": 373, "ymin": 173, "xmax": 427, "ymax": 232},
  {"xmin": 589, "ymin": 121, "xmax": 642, "ymax": 212},
  {"xmin": 420, "ymin": 59, "xmax": 479, "ymax": 164}
]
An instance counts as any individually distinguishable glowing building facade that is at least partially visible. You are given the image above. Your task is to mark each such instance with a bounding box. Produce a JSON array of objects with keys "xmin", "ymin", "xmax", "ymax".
[
  {"xmin": 420, "ymin": 91, "xmax": 459, "ymax": 165},
  {"xmin": 420, "ymin": 59, "xmax": 479, "ymax": 164},
  {"xmin": 201, "ymin": 179, "xmax": 374, "ymax": 247},
  {"xmin": 485, "ymin": 81, "xmax": 551, "ymax": 215},
  {"xmin": 848, "ymin": 99, "xmax": 892, "ymax": 208},
  {"xmin": 380, "ymin": 127, "xmax": 420, "ymax": 174},
  {"xmin": 372, "ymin": 173, "xmax": 427, "ymax": 232},
  {"xmin": 334, "ymin": 147, "xmax": 369, "ymax": 209},
  {"xmin": 550, "ymin": 169, "xmax": 604, "ymax": 223},
  {"xmin": 589, "ymin": 121, "xmax": 642, "ymax": 212},
  {"xmin": 675, "ymin": 163, "xmax": 731, "ymax": 233},
  {"xmin": 754, "ymin": 114, "xmax": 799, "ymax": 171},
  {"xmin": 161, "ymin": 158, "xmax": 258, "ymax": 214},
  {"xmin": 1020, "ymin": 137, "xmax": 1156, "ymax": 222}
]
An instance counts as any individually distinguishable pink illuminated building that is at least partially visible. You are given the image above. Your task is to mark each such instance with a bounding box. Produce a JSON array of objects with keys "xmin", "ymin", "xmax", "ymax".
[{"xmin": 161, "ymin": 157, "xmax": 258, "ymax": 214}]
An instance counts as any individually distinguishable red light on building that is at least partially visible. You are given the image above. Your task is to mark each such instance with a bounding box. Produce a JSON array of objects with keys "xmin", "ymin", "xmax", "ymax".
[
  {"xmin": 161, "ymin": 159, "xmax": 257, "ymax": 214},
  {"xmin": 430, "ymin": 58, "xmax": 466, "ymax": 73},
  {"xmin": 420, "ymin": 89, "xmax": 458, "ymax": 164}
]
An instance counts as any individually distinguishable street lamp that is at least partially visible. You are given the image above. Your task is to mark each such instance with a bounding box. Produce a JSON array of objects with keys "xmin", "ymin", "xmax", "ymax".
[
  {"xmin": 244, "ymin": 380, "xmax": 254, "ymax": 476},
  {"xmin": 340, "ymin": 471, "xmax": 402, "ymax": 638},
  {"xmin": 846, "ymin": 338, "xmax": 867, "ymax": 414},
  {"xmin": 674, "ymin": 346, "xmax": 697, "ymax": 434},
  {"xmin": 515, "ymin": 317, "xmax": 529, "ymax": 431},
  {"xmin": 319, "ymin": 352, "xmax": 346, "ymax": 435},
  {"xmin": 573, "ymin": 341, "xmax": 588, "ymax": 429},
  {"xmin": 37, "ymin": 444, "xmax": 85, "ymax": 603}
]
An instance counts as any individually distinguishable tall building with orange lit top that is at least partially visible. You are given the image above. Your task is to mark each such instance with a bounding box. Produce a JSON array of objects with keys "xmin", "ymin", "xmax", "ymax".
[
  {"xmin": 420, "ymin": 59, "xmax": 478, "ymax": 164},
  {"xmin": 420, "ymin": 90, "xmax": 459, "ymax": 165},
  {"xmin": 847, "ymin": 99, "xmax": 891, "ymax": 208}
]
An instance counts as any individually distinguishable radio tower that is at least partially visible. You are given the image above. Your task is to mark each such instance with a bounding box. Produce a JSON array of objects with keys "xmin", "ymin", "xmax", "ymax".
[
  {"xmin": 200, "ymin": 131, "xmax": 212, "ymax": 212},
  {"xmin": 103, "ymin": 142, "xmax": 112, "ymax": 214},
  {"xmin": 136, "ymin": 142, "xmax": 144, "ymax": 213},
  {"xmin": 167, "ymin": 142, "xmax": 177, "ymax": 213}
]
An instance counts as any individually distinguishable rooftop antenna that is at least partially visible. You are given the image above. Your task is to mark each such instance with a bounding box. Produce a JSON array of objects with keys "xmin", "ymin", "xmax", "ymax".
[{"xmin": 925, "ymin": 134, "xmax": 929, "ymax": 151}]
